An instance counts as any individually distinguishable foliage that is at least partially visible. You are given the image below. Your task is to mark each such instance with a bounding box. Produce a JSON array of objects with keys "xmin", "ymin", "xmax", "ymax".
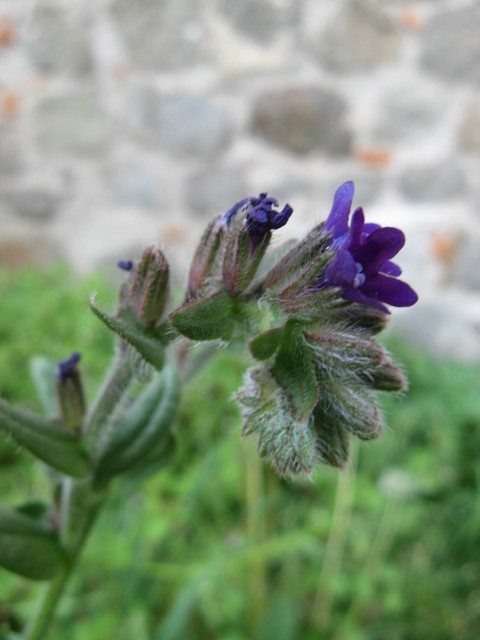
[{"xmin": 0, "ymin": 267, "xmax": 479, "ymax": 639}]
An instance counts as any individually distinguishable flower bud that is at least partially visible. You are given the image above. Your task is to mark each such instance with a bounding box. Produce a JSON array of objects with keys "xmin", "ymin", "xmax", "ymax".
[
  {"xmin": 129, "ymin": 246, "xmax": 170, "ymax": 325},
  {"xmin": 56, "ymin": 352, "xmax": 86, "ymax": 431},
  {"xmin": 362, "ymin": 359, "xmax": 407, "ymax": 391},
  {"xmin": 221, "ymin": 193, "xmax": 293, "ymax": 296},
  {"xmin": 315, "ymin": 379, "xmax": 384, "ymax": 441},
  {"xmin": 304, "ymin": 329, "xmax": 384, "ymax": 374},
  {"xmin": 187, "ymin": 218, "xmax": 225, "ymax": 300}
]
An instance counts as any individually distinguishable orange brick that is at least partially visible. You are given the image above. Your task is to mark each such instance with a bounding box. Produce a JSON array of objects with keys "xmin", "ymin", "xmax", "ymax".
[
  {"xmin": 401, "ymin": 8, "xmax": 424, "ymax": 31},
  {"xmin": 354, "ymin": 147, "xmax": 392, "ymax": 168},
  {"xmin": 0, "ymin": 14, "xmax": 15, "ymax": 47},
  {"xmin": 0, "ymin": 90, "xmax": 21, "ymax": 118}
]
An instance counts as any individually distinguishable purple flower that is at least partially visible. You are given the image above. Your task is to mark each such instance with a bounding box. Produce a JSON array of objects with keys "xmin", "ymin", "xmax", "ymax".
[
  {"xmin": 319, "ymin": 182, "xmax": 418, "ymax": 313},
  {"xmin": 57, "ymin": 352, "xmax": 81, "ymax": 382},
  {"xmin": 222, "ymin": 193, "xmax": 293, "ymax": 253}
]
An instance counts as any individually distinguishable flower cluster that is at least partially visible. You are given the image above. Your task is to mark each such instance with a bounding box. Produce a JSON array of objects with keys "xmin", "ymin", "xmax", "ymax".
[{"xmin": 170, "ymin": 180, "xmax": 419, "ymax": 475}]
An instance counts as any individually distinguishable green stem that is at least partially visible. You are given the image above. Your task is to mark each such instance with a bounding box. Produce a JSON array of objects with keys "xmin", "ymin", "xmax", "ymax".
[
  {"xmin": 310, "ymin": 443, "xmax": 358, "ymax": 629},
  {"xmin": 85, "ymin": 346, "xmax": 136, "ymax": 446},
  {"xmin": 24, "ymin": 481, "xmax": 106, "ymax": 640},
  {"xmin": 244, "ymin": 438, "xmax": 267, "ymax": 632}
]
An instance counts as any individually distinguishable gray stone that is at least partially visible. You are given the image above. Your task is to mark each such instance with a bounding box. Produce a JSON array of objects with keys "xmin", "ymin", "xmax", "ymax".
[
  {"xmin": 128, "ymin": 87, "xmax": 232, "ymax": 158},
  {"xmin": 336, "ymin": 173, "xmax": 384, "ymax": 206},
  {"xmin": 217, "ymin": 0, "xmax": 299, "ymax": 45},
  {"xmin": 372, "ymin": 81, "xmax": 447, "ymax": 143},
  {"xmin": 311, "ymin": 0, "xmax": 401, "ymax": 71},
  {"xmin": 0, "ymin": 186, "xmax": 63, "ymax": 221},
  {"xmin": 398, "ymin": 159, "xmax": 465, "ymax": 203},
  {"xmin": 420, "ymin": 6, "xmax": 480, "ymax": 85},
  {"xmin": 459, "ymin": 99, "xmax": 480, "ymax": 153},
  {"xmin": 35, "ymin": 89, "xmax": 106, "ymax": 155},
  {"xmin": 0, "ymin": 124, "xmax": 23, "ymax": 176},
  {"xmin": 391, "ymin": 299, "xmax": 480, "ymax": 363},
  {"xmin": 266, "ymin": 179, "xmax": 314, "ymax": 204},
  {"xmin": 104, "ymin": 162, "xmax": 164, "ymax": 210},
  {"xmin": 251, "ymin": 86, "xmax": 352, "ymax": 156},
  {"xmin": 451, "ymin": 236, "xmax": 480, "ymax": 291},
  {"xmin": 111, "ymin": 0, "xmax": 209, "ymax": 71},
  {"xmin": 185, "ymin": 166, "xmax": 247, "ymax": 217},
  {"xmin": 25, "ymin": 5, "xmax": 93, "ymax": 77}
]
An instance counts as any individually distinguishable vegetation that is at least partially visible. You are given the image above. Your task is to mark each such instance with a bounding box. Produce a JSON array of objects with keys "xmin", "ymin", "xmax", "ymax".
[{"xmin": 0, "ymin": 266, "xmax": 479, "ymax": 639}]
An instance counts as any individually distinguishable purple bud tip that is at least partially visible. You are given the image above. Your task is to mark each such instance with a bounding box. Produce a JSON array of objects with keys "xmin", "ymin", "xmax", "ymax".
[
  {"xmin": 118, "ymin": 260, "xmax": 134, "ymax": 271},
  {"xmin": 57, "ymin": 352, "xmax": 81, "ymax": 381}
]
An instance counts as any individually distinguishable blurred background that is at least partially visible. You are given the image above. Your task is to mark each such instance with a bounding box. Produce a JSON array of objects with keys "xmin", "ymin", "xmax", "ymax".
[{"xmin": 0, "ymin": 0, "xmax": 479, "ymax": 639}]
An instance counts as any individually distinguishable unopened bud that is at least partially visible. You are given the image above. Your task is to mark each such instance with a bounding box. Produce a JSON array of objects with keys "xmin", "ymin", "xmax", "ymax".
[
  {"xmin": 330, "ymin": 303, "xmax": 388, "ymax": 334},
  {"xmin": 222, "ymin": 193, "xmax": 293, "ymax": 296},
  {"xmin": 317, "ymin": 380, "xmax": 384, "ymax": 441},
  {"xmin": 363, "ymin": 359, "xmax": 407, "ymax": 392},
  {"xmin": 304, "ymin": 329, "xmax": 384, "ymax": 373},
  {"xmin": 130, "ymin": 246, "xmax": 170, "ymax": 325},
  {"xmin": 187, "ymin": 218, "xmax": 225, "ymax": 300},
  {"xmin": 56, "ymin": 352, "xmax": 85, "ymax": 431}
]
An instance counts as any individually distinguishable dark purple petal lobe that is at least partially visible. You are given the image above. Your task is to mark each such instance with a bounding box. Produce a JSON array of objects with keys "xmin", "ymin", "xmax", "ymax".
[
  {"xmin": 361, "ymin": 274, "xmax": 418, "ymax": 307},
  {"xmin": 380, "ymin": 261, "xmax": 402, "ymax": 276},
  {"xmin": 354, "ymin": 227, "xmax": 405, "ymax": 274},
  {"xmin": 324, "ymin": 181, "xmax": 354, "ymax": 238}
]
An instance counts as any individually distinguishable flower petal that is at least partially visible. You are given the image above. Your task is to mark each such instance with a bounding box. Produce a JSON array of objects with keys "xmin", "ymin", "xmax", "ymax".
[
  {"xmin": 380, "ymin": 261, "xmax": 402, "ymax": 276},
  {"xmin": 361, "ymin": 274, "xmax": 418, "ymax": 307},
  {"xmin": 354, "ymin": 227, "xmax": 405, "ymax": 275},
  {"xmin": 324, "ymin": 182, "xmax": 354, "ymax": 238},
  {"xmin": 348, "ymin": 207, "xmax": 365, "ymax": 251},
  {"xmin": 325, "ymin": 249, "xmax": 358, "ymax": 286},
  {"xmin": 270, "ymin": 204, "xmax": 294, "ymax": 229},
  {"xmin": 341, "ymin": 287, "xmax": 390, "ymax": 313}
]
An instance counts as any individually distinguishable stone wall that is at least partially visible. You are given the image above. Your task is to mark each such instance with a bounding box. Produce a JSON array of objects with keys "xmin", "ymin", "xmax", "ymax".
[{"xmin": 0, "ymin": 0, "xmax": 479, "ymax": 358}]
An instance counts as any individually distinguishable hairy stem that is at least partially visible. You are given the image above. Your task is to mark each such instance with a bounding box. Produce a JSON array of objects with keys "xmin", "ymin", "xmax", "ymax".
[
  {"xmin": 85, "ymin": 345, "xmax": 136, "ymax": 446},
  {"xmin": 245, "ymin": 439, "xmax": 267, "ymax": 632},
  {"xmin": 310, "ymin": 442, "xmax": 358, "ymax": 629},
  {"xmin": 24, "ymin": 480, "xmax": 106, "ymax": 640}
]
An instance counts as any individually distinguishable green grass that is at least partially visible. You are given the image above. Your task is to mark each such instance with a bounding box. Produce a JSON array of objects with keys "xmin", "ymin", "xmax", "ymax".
[{"xmin": 1, "ymin": 266, "xmax": 479, "ymax": 640}]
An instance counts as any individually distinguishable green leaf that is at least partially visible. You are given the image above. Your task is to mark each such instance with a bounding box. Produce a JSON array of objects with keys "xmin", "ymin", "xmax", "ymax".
[
  {"xmin": 0, "ymin": 399, "xmax": 89, "ymax": 477},
  {"xmin": 123, "ymin": 433, "xmax": 176, "ymax": 485},
  {"xmin": 94, "ymin": 362, "xmax": 180, "ymax": 484},
  {"xmin": 89, "ymin": 298, "xmax": 167, "ymax": 370},
  {"xmin": 0, "ymin": 506, "xmax": 65, "ymax": 581},
  {"xmin": 29, "ymin": 356, "xmax": 58, "ymax": 418},
  {"xmin": 249, "ymin": 328, "xmax": 283, "ymax": 361},
  {"xmin": 271, "ymin": 323, "xmax": 319, "ymax": 422},
  {"xmin": 170, "ymin": 290, "xmax": 235, "ymax": 341}
]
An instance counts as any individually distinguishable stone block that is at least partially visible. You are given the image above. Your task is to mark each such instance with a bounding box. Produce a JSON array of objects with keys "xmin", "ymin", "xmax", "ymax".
[
  {"xmin": 311, "ymin": 0, "xmax": 401, "ymax": 71},
  {"xmin": 459, "ymin": 99, "xmax": 480, "ymax": 153},
  {"xmin": 127, "ymin": 86, "xmax": 232, "ymax": 158},
  {"xmin": 251, "ymin": 86, "xmax": 352, "ymax": 155},
  {"xmin": 35, "ymin": 89, "xmax": 106, "ymax": 155},
  {"xmin": 0, "ymin": 185, "xmax": 63, "ymax": 221},
  {"xmin": 25, "ymin": 5, "xmax": 93, "ymax": 77},
  {"xmin": 420, "ymin": 6, "xmax": 480, "ymax": 86},
  {"xmin": 398, "ymin": 159, "xmax": 465, "ymax": 203},
  {"xmin": 217, "ymin": 0, "xmax": 299, "ymax": 45},
  {"xmin": 111, "ymin": 0, "xmax": 210, "ymax": 71},
  {"xmin": 185, "ymin": 166, "xmax": 247, "ymax": 217}
]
